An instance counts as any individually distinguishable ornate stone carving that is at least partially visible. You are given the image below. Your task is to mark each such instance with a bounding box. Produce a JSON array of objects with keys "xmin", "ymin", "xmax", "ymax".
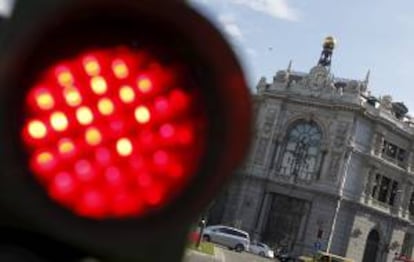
[
  {"xmin": 408, "ymin": 151, "xmax": 414, "ymax": 172},
  {"xmin": 364, "ymin": 166, "xmax": 377, "ymax": 197},
  {"xmin": 256, "ymin": 77, "xmax": 267, "ymax": 91},
  {"xmin": 334, "ymin": 122, "xmax": 349, "ymax": 148},
  {"xmin": 329, "ymin": 153, "xmax": 342, "ymax": 181},
  {"xmin": 275, "ymin": 71, "xmax": 288, "ymax": 83},
  {"xmin": 347, "ymin": 80, "xmax": 361, "ymax": 93},
  {"xmin": 372, "ymin": 132, "xmax": 384, "ymax": 156},
  {"xmin": 306, "ymin": 65, "xmax": 331, "ymax": 90},
  {"xmin": 254, "ymin": 138, "xmax": 269, "ymax": 165},
  {"xmin": 262, "ymin": 108, "xmax": 278, "ymax": 135},
  {"xmin": 380, "ymin": 95, "xmax": 393, "ymax": 110}
]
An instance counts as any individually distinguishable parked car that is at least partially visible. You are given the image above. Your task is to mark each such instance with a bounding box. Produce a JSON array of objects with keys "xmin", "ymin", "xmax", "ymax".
[
  {"xmin": 276, "ymin": 247, "xmax": 294, "ymax": 262},
  {"xmin": 249, "ymin": 241, "xmax": 274, "ymax": 258},
  {"xmin": 202, "ymin": 225, "xmax": 250, "ymax": 252}
]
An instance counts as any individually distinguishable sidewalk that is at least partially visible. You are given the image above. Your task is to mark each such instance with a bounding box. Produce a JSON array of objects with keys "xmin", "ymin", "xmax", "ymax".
[{"xmin": 183, "ymin": 246, "xmax": 225, "ymax": 262}]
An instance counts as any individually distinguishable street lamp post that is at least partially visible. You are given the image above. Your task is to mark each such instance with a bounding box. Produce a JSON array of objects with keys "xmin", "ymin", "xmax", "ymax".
[
  {"xmin": 196, "ymin": 218, "xmax": 206, "ymax": 248},
  {"xmin": 326, "ymin": 147, "xmax": 353, "ymax": 253}
]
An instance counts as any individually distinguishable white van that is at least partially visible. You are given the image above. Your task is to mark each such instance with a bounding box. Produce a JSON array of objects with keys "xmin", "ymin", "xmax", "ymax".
[{"xmin": 202, "ymin": 225, "xmax": 250, "ymax": 252}]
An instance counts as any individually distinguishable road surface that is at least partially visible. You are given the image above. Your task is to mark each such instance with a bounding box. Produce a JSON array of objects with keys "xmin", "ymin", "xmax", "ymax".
[{"xmin": 183, "ymin": 245, "xmax": 277, "ymax": 262}]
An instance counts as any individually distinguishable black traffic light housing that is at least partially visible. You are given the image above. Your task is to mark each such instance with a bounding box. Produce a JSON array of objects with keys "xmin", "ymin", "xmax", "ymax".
[{"xmin": 0, "ymin": 0, "xmax": 252, "ymax": 261}]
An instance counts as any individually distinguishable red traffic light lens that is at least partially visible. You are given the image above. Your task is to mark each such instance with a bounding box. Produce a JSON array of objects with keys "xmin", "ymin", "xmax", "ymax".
[{"xmin": 21, "ymin": 46, "xmax": 207, "ymax": 219}]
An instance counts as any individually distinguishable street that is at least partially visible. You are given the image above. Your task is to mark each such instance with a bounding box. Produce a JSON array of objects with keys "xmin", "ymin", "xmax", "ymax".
[
  {"xmin": 183, "ymin": 244, "xmax": 277, "ymax": 262},
  {"xmin": 217, "ymin": 246, "xmax": 276, "ymax": 262}
]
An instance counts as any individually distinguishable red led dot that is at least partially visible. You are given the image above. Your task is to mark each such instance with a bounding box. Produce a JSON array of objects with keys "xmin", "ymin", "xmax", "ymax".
[
  {"xmin": 55, "ymin": 66, "xmax": 73, "ymax": 87},
  {"xmin": 135, "ymin": 106, "xmax": 150, "ymax": 124},
  {"xmin": 154, "ymin": 97, "xmax": 169, "ymax": 113},
  {"xmin": 58, "ymin": 138, "xmax": 75, "ymax": 157},
  {"xmin": 137, "ymin": 76, "xmax": 152, "ymax": 93},
  {"xmin": 34, "ymin": 89, "xmax": 55, "ymax": 110},
  {"xmin": 97, "ymin": 98, "xmax": 114, "ymax": 116},
  {"xmin": 64, "ymin": 86, "xmax": 82, "ymax": 107},
  {"xmin": 75, "ymin": 160, "xmax": 94, "ymax": 182},
  {"xmin": 91, "ymin": 76, "xmax": 108, "ymax": 95},
  {"xmin": 116, "ymin": 138, "xmax": 133, "ymax": 156},
  {"xmin": 105, "ymin": 166, "xmax": 122, "ymax": 186},
  {"xmin": 85, "ymin": 127, "xmax": 102, "ymax": 146},
  {"xmin": 119, "ymin": 85, "xmax": 135, "ymax": 103},
  {"xmin": 77, "ymin": 190, "xmax": 106, "ymax": 218},
  {"xmin": 160, "ymin": 124, "xmax": 174, "ymax": 138},
  {"xmin": 153, "ymin": 150, "xmax": 168, "ymax": 166},
  {"xmin": 109, "ymin": 119, "xmax": 125, "ymax": 134},
  {"xmin": 95, "ymin": 147, "xmax": 111, "ymax": 165},
  {"xmin": 137, "ymin": 171, "xmax": 152, "ymax": 187},
  {"xmin": 49, "ymin": 172, "xmax": 77, "ymax": 204},
  {"xmin": 27, "ymin": 120, "xmax": 47, "ymax": 139},
  {"xmin": 169, "ymin": 90, "xmax": 190, "ymax": 112},
  {"xmin": 34, "ymin": 151, "xmax": 56, "ymax": 171},
  {"xmin": 144, "ymin": 183, "xmax": 165, "ymax": 206},
  {"xmin": 76, "ymin": 106, "xmax": 94, "ymax": 125},
  {"xmin": 50, "ymin": 111, "xmax": 68, "ymax": 132},
  {"xmin": 83, "ymin": 55, "xmax": 100, "ymax": 76},
  {"xmin": 112, "ymin": 59, "xmax": 129, "ymax": 79}
]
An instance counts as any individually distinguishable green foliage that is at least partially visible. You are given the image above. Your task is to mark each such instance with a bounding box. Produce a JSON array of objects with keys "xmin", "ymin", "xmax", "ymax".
[{"xmin": 187, "ymin": 242, "xmax": 215, "ymax": 256}]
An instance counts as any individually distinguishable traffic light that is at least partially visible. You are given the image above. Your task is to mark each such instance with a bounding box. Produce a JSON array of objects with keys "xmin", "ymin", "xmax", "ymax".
[{"xmin": 0, "ymin": 0, "xmax": 251, "ymax": 261}]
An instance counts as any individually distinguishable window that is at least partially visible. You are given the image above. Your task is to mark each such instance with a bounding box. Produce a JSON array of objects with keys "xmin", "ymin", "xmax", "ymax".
[
  {"xmin": 409, "ymin": 193, "xmax": 414, "ymax": 216},
  {"xmin": 371, "ymin": 174, "xmax": 380, "ymax": 198},
  {"xmin": 398, "ymin": 149, "xmax": 406, "ymax": 162},
  {"xmin": 377, "ymin": 177, "xmax": 390, "ymax": 203},
  {"xmin": 382, "ymin": 140, "xmax": 406, "ymax": 165},
  {"xmin": 218, "ymin": 227, "xmax": 228, "ymax": 233},
  {"xmin": 214, "ymin": 227, "xmax": 224, "ymax": 232},
  {"xmin": 371, "ymin": 174, "xmax": 399, "ymax": 206},
  {"xmin": 401, "ymin": 233, "xmax": 414, "ymax": 258},
  {"xmin": 221, "ymin": 228, "xmax": 248, "ymax": 239},
  {"xmin": 279, "ymin": 121, "xmax": 322, "ymax": 180},
  {"xmin": 383, "ymin": 141, "xmax": 397, "ymax": 158}
]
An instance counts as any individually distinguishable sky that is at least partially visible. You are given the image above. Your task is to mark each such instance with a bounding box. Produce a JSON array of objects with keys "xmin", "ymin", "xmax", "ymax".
[
  {"xmin": 0, "ymin": 0, "xmax": 13, "ymax": 17},
  {"xmin": 1, "ymin": 0, "xmax": 414, "ymax": 111},
  {"xmin": 188, "ymin": 0, "xmax": 414, "ymax": 112}
]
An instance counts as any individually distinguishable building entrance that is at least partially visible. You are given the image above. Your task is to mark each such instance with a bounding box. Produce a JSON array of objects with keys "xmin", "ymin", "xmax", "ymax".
[{"xmin": 262, "ymin": 194, "xmax": 309, "ymax": 251}]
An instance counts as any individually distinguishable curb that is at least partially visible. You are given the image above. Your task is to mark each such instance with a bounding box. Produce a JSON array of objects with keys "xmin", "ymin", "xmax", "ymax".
[{"xmin": 184, "ymin": 246, "xmax": 225, "ymax": 262}]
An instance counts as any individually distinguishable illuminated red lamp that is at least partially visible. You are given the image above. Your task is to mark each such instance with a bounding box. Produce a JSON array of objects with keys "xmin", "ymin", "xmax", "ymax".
[{"xmin": 21, "ymin": 47, "xmax": 208, "ymax": 219}]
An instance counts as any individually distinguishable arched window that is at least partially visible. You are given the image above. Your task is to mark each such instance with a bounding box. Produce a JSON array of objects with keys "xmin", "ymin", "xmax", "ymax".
[{"xmin": 279, "ymin": 121, "xmax": 322, "ymax": 181}]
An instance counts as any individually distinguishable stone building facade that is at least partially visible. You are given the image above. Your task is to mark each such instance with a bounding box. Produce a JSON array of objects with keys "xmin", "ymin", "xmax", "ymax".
[{"xmin": 208, "ymin": 39, "xmax": 414, "ymax": 262}]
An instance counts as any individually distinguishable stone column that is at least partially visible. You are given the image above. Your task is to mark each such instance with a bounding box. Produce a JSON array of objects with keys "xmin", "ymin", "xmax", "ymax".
[
  {"xmin": 392, "ymin": 182, "xmax": 405, "ymax": 216},
  {"xmin": 315, "ymin": 150, "xmax": 327, "ymax": 180},
  {"xmin": 364, "ymin": 166, "xmax": 377, "ymax": 203},
  {"xmin": 371, "ymin": 131, "xmax": 384, "ymax": 156},
  {"xmin": 407, "ymin": 143, "xmax": 414, "ymax": 172},
  {"xmin": 407, "ymin": 151, "xmax": 414, "ymax": 171},
  {"xmin": 402, "ymin": 184, "xmax": 414, "ymax": 218},
  {"xmin": 370, "ymin": 132, "xmax": 378, "ymax": 155},
  {"xmin": 255, "ymin": 192, "xmax": 272, "ymax": 237},
  {"xmin": 386, "ymin": 181, "xmax": 394, "ymax": 206},
  {"xmin": 274, "ymin": 138, "xmax": 287, "ymax": 174}
]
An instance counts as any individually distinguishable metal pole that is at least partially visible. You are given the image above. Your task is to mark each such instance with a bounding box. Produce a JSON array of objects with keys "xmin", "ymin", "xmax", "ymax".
[
  {"xmin": 196, "ymin": 218, "xmax": 206, "ymax": 248},
  {"xmin": 326, "ymin": 148, "xmax": 353, "ymax": 253}
]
